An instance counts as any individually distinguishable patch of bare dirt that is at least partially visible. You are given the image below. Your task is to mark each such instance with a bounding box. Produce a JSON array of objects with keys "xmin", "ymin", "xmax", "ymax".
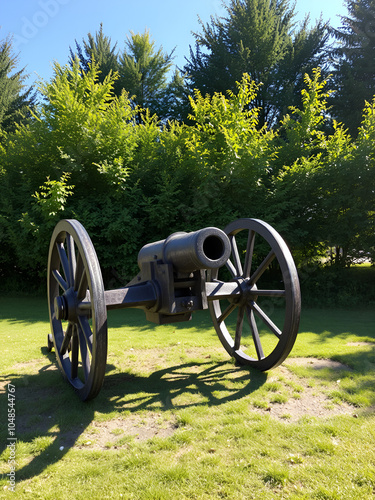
[
  {"xmin": 346, "ymin": 342, "xmax": 374, "ymax": 347},
  {"xmin": 253, "ymin": 358, "xmax": 357, "ymax": 423},
  {"xmin": 73, "ymin": 414, "xmax": 177, "ymax": 449},
  {"xmin": 285, "ymin": 357, "xmax": 353, "ymax": 371}
]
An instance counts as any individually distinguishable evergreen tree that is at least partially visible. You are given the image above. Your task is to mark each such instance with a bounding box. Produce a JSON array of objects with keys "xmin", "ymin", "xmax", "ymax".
[
  {"xmin": 0, "ymin": 36, "xmax": 35, "ymax": 138},
  {"xmin": 69, "ymin": 28, "xmax": 186, "ymax": 122},
  {"xmin": 69, "ymin": 24, "xmax": 119, "ymax": 90},
  {"xmin": 159, "ymin": 69, "xmax": 189, "ymax": 122},
  {"xmin": 118, "ymin": 30, "xmax": 185, "ymax": 121},
  {"xmin": 183, "ymin": 0, "xmax": 329, "ymax": 127},
  {"xmin": 330, "ymin": 0, "xmax": 375, "ymax": 135}
]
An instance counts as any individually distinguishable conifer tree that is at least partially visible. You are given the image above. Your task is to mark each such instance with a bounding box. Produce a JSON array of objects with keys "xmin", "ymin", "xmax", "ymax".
[
  {"xmin": 330, "ymin": 0, "xmax": 375, "ymax": 135},
  {"xmin": 69, "ymin": 24, "xmax": 119, "ymax": 90},
  {"xmin": 118, "ymin": 30, "xmax": 184, "ymax": 121},
  {"xmin": 160, "ymin": 69, "xmax": 189, "ymax": 122},
  {"xmin": 183, "ymin": 0, "xmax": 328, "ymax": 128},
  {"xmin": 0, "ymin": 36, "xmax": 35, "ymax": 138}
]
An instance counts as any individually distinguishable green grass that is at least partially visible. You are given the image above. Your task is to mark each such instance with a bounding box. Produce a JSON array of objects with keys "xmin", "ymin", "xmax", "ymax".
[{"xmin": 0, "ymin": 296, "xmax": 375, "ymax": 499}]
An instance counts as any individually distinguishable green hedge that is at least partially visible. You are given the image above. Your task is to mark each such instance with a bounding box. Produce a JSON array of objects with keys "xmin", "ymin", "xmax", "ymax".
[{"xmin": 0, "ymin": 63, "xmax": 374, "ymax": 303}]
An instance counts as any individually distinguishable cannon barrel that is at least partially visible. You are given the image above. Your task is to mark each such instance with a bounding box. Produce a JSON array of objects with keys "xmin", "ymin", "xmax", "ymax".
[{"xmin": 137, "ymin": 227, "xmax": 231, "ymax": 274}]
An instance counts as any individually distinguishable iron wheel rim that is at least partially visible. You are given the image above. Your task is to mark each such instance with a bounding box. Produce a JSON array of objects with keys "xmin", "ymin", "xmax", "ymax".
[
  {"xmin": 208, "ymin": 218, "xmax": 301, "ymax": 371},
  {"xmin": 47, "ymin": 219, "xmax": 107, "ymax": 401}
]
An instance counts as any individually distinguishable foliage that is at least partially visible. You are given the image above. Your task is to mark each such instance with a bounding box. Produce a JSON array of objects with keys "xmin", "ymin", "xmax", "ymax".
[
  {"xmin": 0, "ymin": 1, "xmax": 374, "ymax": 309},
  {"xmin": 118, "ymin": 30, "xmax": 185, "ymax": 122},
  {"xmin": 17, "ymin": 173, "xmax": 75, "ymax": 272},
  {"xmin": 277, "ymin": 69, "xmax": 332, "ymax": 164},
  {"xmin": 0, "ymin": 58, "xmax": 374, "ymax": 296},
  {"xmin": 161, "ymin": 68, "xmax": 189, "ymax": 122},
  {"xmin": 32, "ymin": 173, "xmax": 74, "ymax": 218},
  {"xmin": 0, "ymin": 60, "xmax": 138, "ymax": 283},
  {"xmin": 69, "ymin": 23, "xmax": 120, "ymax": 92},
  {"xmin": 300, "ymin": 264, "xmax": 375, "ymax": 307},
  {"xmin": 69, "ymin": 26, "xmax": 186, "ymax": 123},
  {"xmin": 268, "ymin": 69, "xmax": 374, "ymax": 270},
  {"xmin": 183, "ymin": 0, "xmax": 329, "ymax": 127},
  {"xmin": 266, "ymin": 69, "xmax": 335, "ymax": 254},
  {"xmin": 330, "ymin": 0, "xmax": 375, "ymax": 135},
  {"xmin": 184, "ymin": 74, "xmax": 275, "ymax": 225},
  {"xmin": 0, "ymin": 36, "xmax": 36, "ymax": 139}
]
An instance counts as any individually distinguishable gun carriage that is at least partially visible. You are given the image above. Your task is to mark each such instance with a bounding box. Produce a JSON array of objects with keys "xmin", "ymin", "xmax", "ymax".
[{"xmin": 47, "ymin": 218, "xmax": 301, "ymax": 401}]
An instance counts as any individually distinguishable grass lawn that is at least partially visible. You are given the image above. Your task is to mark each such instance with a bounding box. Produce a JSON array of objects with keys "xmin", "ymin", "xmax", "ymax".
[{"xmin": 0, "ymin": 296, "xmax": 374, "ymax": 499}]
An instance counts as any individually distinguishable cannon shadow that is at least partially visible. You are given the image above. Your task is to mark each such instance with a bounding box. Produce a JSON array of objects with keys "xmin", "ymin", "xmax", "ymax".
[{"xmin": 0, "ymin": 347, "xmax": 267, "ymax": 483}]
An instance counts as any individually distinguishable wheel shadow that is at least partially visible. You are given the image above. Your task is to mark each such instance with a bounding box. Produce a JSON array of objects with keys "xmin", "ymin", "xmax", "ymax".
[
  {"xmin": 100, "ymin": 360, "xmax": 267, "ymax": 412},
  {"xmin": 0, "ymin": 348, "xmax": 267, "ymax": 484}
]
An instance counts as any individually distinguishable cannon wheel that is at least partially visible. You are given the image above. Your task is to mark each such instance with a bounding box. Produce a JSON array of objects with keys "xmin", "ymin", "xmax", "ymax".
[
  {"xmin": 47, "ymin": 219, "xmax": 107, "ymax": 401},
  {"xmin": 208, "ymin": 218, "xmax": 301, "ymax": 371}
]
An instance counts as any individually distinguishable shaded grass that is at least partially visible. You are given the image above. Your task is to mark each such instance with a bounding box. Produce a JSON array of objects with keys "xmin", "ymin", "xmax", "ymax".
[{"xmin": 0, "ymin": 296, "xmax": 375, "ymax": 499}]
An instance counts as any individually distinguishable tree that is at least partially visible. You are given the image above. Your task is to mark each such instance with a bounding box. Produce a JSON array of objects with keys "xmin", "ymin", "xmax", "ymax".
[
  {"xmin": 118, "ymin": 30, "xmax": 185, "ymax": 121},
  {"xmin": 274, "ymin": 15, "xmax": 330, "ymax": 118},
  {"xmin": 182, "ymin": 74, "xmax": 276, "ymax": 226},
  {"xmin": 270, "ymin": 69, "xmax": 375, "ymax": 267},
  {"xmin": 268, "ymin": 69, "xmax": 334, "ymax": 259},
  {"xmin": 330, "ymin": 0, "xmax": 375, "ymax": 135},
  {"xmin": 69, "ymin": 27, "xmax": 186, "ymax": 122},
  {"xmin": 183, "ymin": 0, "xmax": 329, "ymax": 128},
  {"xmin": 0, "ymin": 60, "xmax": 140, "ymax": 281},
  {"xmin": 69, "ymin": 24, "xmax": 119, "ymax": 91},
  {"xmin": 0, "ymin": 36, "xmax": 35, "ymax": 139},
  {"xmin": 160, "ymin": 69, "xmax": 189, "ymax": 122}
]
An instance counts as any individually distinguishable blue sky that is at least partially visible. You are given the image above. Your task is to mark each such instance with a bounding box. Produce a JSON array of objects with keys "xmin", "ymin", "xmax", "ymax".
[{"xmin": 1, "ymin": 0, "xmax": 347, "ymax": 87}]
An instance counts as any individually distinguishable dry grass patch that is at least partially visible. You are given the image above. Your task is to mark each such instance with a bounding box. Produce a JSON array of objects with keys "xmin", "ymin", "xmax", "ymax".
[
  {"xmin": 77, "ymin": 414, "xmax": 177, "ymax": 449},
  {"xmin": 253, "ymin": 362, "xmax": 356, "ymax": 422}
]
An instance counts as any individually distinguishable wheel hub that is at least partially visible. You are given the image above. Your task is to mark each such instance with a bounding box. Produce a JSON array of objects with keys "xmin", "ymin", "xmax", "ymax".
[
  {"xmin": 54, "ymin": 288, "xmax": 79, "ymax": 323},
  {"xmin": 229, "ymin": 278, "xmax": 258, "ymax": 307},
  {"xmin": 54, "ymin": 295, "xmax": 66, "ymax": 320}
]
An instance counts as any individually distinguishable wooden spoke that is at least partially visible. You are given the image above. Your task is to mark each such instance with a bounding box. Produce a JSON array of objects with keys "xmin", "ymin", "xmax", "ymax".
[
  {"xmin": 234, "ymin": 306, "xmax": 245, "ymax": 351},
  {"xmin": 246, "ymin": 307, "xmax": 264, "ymax": 360},
  {"xmin": 75, "ymin": 253, "xmax": 88, "ymax": 301},
  {"xmin": 77, "ymin": 270, "xmax": 89, "ymax": 302},
  {"xmin": 218, "ymin": 302, "xmax": 237, "ymax": 324},
  {"xmin": 78, "ymin": 315, "xmax": 93, "ymax": 355},
  {"xmin": 230, "ymin": 235, "xmax": 243, "ymax": 277},
  {"xmin": 70, "ymin": 326, "xmax": 79, "ymax": 380},
  {"xmin": 252, "ymin": 302, "xmax": 282, "ymax": 338},
  {"xmin": 56, "ymin": 242, "xmax": 70, "ymax": 285},
  {"xmin": 249, "ymin": 250, "xmax": 276, "ymax": 285},
  {"xmin": 74, "ymin": 253, "xmax": 85, "ymax": 293},
  {"xmin": 78, "ymin": 325, "xmax": 90, "ymax": 381},
  {"xmin": 225, "ymin": 259, "xmax": 237, "ymax": 278},
  {"xmin": 66, "ymin": 234, "xmax": 76, "ymax": 287},
  {"xmin": 60, "ymin": 323, "xmax": 73, "ymax": 355},
  {"xmin": 52, "ymin": 269, "xmax": 68, "ymax": 292},
  {"xmin": 243, "ymin": 230, "xmax": 255, "ymax": 279}
]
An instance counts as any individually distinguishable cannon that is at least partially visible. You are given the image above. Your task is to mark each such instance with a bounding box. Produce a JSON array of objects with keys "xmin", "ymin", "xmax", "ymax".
[{"xmin": 47, "ymin": 218, "xmax": 301, "ymax": 401}]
